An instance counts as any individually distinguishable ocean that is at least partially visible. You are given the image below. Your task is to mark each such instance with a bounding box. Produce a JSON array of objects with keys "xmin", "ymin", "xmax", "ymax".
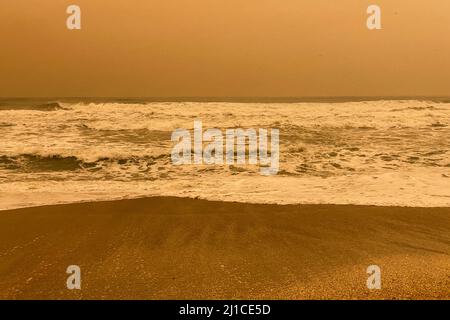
[{"xmin": 0, "ymin": 98, "xmax": 449, "ymax": 209}]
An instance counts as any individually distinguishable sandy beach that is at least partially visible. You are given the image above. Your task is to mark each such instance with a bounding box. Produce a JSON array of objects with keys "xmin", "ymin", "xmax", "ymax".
[{"xmin": 0, "ymin": 197, "xmax": 448, "ymax": 300}]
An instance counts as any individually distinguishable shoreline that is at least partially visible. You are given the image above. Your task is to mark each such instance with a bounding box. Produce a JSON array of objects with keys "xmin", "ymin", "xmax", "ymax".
[
  {"xmin": 2, "ymin": 194, "xmax": 450, "ymax": 213},
  {"xmin": 0, "ymin": 196, "xmax": 449, "ymax": 299}
]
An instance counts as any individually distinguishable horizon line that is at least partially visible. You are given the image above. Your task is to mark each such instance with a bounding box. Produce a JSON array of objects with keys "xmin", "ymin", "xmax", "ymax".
[{"xmin": 1, "ymin": 95, "xmax": 450, "ymax": 101}]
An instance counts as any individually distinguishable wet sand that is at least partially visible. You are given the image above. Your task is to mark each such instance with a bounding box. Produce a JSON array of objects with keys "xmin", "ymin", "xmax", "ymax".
[{"xmin": 0, "ymin": 197, "xmax": 449, "ymax": 300}]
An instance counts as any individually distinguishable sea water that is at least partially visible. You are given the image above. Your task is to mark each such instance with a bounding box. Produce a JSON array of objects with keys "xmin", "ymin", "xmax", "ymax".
[{"xmin": 0, "ymin": 98, "xmax": 449, "ymax": 209}]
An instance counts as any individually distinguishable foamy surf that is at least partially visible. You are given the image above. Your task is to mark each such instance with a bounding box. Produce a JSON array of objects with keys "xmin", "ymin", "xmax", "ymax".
[{"xmin": 0, "ymin": 99, "xmax": 449, "ymax": 210}]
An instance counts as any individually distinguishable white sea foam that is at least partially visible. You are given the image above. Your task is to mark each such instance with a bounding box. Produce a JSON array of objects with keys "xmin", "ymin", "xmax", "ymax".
[{"xmin": 0, "ymin": 100, "xmax": 449, "ymax": 210}]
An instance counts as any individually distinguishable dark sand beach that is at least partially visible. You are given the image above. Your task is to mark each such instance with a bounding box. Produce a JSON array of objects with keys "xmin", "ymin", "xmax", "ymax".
[{"xmin": 0, "ymin": 197, "xmax": 449, "ymax": 300}]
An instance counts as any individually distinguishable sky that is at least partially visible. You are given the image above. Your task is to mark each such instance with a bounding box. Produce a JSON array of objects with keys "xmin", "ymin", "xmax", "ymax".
[{"xmin": 1, "ymin": 0, "xmax": 450, "ymax": 98}]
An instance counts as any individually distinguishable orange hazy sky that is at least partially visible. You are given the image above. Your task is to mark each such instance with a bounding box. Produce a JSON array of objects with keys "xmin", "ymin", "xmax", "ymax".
[{"xmin": 1, "ymin": 0, "xmax": 449, "ymax": 97}]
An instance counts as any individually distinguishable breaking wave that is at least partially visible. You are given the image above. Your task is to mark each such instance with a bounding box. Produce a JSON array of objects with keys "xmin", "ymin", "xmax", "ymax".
[
  {"xmin": 0, "ymin": 153, "xmax": 170, "ymax": 173},
  {"xmin": 0, "ymin": 101, "xmax": 68, "ymax": 111},
  {"xmin": 0, "ymin": 99, "xmax": 449, "ymax": 209}
]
